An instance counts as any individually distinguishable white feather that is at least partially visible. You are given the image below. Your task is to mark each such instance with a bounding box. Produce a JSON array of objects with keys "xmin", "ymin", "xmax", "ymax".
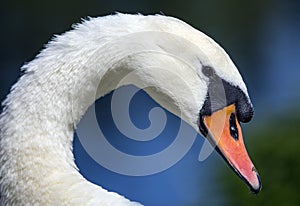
[{"xmin": 0, "ymin": 13, "xmax": 249, "ymax": 205}]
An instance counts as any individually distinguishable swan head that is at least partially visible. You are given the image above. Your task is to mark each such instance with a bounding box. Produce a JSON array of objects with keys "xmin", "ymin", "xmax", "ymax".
[
  {"xmin": 174, "ymin": 27, "xmax": 262, "ymax": 193},
  {"xmin": 177, "ymin": 24, "xmax": 262, "ymax": 193},
  {"xmin": 197, "ymin": 66, "xmax": 261, "ymax": 194}
]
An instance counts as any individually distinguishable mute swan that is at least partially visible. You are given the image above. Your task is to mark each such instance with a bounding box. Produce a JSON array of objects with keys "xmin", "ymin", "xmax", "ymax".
[{"xmin": 0, "ymin": 13, "xmax": 261, "ymax": 205}]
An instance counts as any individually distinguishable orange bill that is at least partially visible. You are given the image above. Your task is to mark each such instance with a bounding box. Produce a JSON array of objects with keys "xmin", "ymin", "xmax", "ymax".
[{"xmin": 203, "ymin": 104, "xmax": 261, "ymax": 193}]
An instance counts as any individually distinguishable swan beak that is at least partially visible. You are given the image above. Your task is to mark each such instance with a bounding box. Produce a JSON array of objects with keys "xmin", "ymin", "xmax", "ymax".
[{"xmin": 202, "ymin": 104, "xmax": 262, "ymax": 193}]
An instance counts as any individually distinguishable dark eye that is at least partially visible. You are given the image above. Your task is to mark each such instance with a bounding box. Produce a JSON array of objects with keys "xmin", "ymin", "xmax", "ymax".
[
  {"xmin": 229, "ymin": 113, "xmax": 239, "ymax": 141},
  {"xmin": 202, "ymin": 66, "xmax": 214, "ymax": 78}
]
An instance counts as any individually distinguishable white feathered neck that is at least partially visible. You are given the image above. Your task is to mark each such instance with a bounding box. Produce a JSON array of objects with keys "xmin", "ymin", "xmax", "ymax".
[{"xmin": 0, "ymin": 13, "xmax": 248, "ymax": 205}]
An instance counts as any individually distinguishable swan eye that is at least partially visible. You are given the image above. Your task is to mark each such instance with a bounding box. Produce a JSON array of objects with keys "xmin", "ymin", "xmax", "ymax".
[
  {"xmin": 229, "ymin": 113, "xmax": 239, "ymax": 141},
  {"xmin": 202, "ymin": 66, "xmax": 214, "ymax": 78}
]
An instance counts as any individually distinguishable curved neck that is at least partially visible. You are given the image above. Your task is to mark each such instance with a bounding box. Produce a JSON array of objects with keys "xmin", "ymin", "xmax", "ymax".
[
  {"xmin": 0, "ymin": 36, "xmax": 150, "ymax": 206},
  {"xmin": 0, "ymin": 27, "xmax": 204, "ymax": 206}
]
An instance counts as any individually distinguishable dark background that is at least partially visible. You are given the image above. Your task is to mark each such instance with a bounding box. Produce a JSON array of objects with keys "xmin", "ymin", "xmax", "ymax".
[{"xmin": 1, "ymin": 0, "xmax": 300, "ymax": 205}]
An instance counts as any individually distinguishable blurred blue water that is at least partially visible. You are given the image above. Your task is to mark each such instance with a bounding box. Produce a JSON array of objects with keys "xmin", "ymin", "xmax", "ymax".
[
  {"xmin": 259, "ymin": 5, "xmax": 300, "ymax": 114},
  {"xmin": 74, "ymin": 86, "xmax": 221, "ymax": 206}
]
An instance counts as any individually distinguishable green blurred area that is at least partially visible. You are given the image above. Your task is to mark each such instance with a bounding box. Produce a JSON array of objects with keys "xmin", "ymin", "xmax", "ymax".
[{"xmin": 218, "ymin": 107, "xmax": 300, "ymax": 205}]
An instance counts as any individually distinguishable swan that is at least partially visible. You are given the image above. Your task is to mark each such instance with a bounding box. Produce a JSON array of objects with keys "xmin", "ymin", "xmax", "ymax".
[{"xmin": 0, "ymin": 13, "xmax": 261, "ymax": 205}]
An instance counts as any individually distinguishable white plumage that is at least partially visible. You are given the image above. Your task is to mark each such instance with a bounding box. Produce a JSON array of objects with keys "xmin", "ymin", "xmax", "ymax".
[{"xmin": 0, "ymin": 13, "xmax": 251, "ymax": 205}]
